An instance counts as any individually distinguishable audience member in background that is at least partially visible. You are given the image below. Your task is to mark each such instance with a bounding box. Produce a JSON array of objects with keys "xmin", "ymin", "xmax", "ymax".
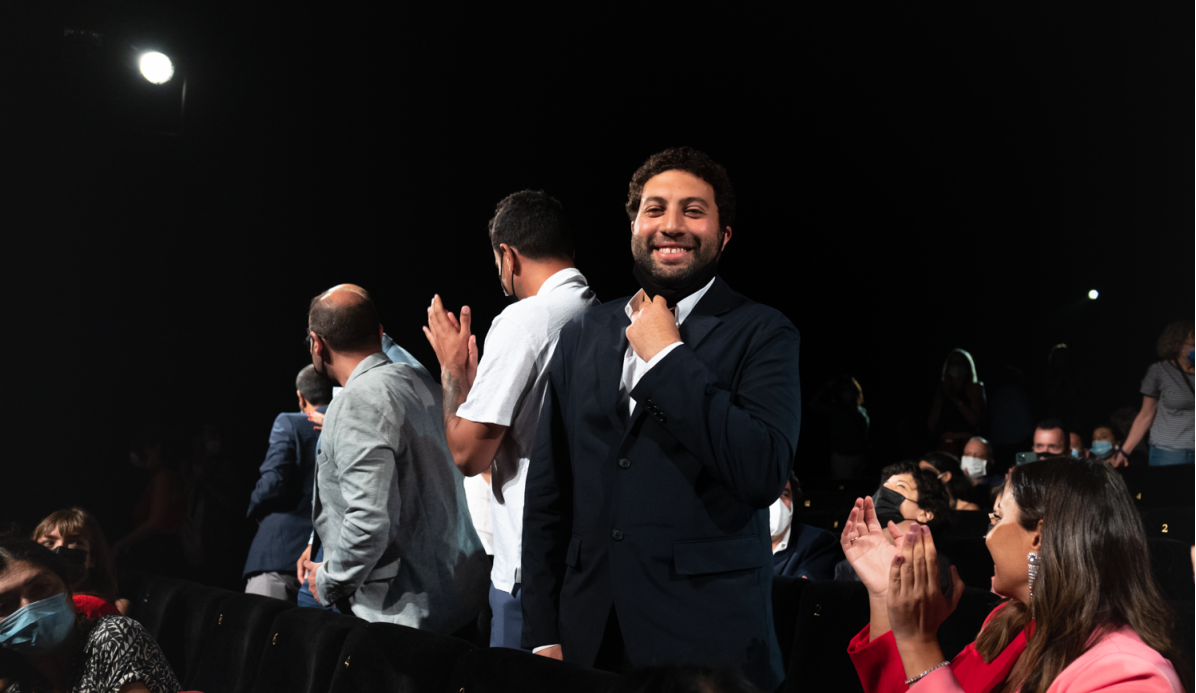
[
  {"xmin": 771, "ymin": 474, "xmax": 839, "ymax": 580},
  {"xmin": 811, "ymin": 375, "xmax": 870, "ymax": 479},
  {"xmin": 841, "ymin": 457, "xmax": 1186, "ymax": 693},
  {"xmin": 242, "ymin": 365, "xmax": 331, "ymax": 602},
  {"xmin": 960, "ymin": 436, "xmax": 997, "ymax": 486},
  {"xmin": 0, "ymin": 538, "xmax": 179, "ymax": 693},
  {"xmin": 1040, "ymin": 343, "xmax": 1083, "ymax": 434},
  {"xmin": 834, "ymin": 461, "xmax": 953, "ymax": 593},
  {"xmin": 984, "ymin": 366, "xmax": 1035, "ymax": 474},
  {"xmin": 928, "ymin": 349, "xmax": 986, "ymax": 458},
  {"xmin": 179, "ymin": 420, "xmax": 247, "ymax": 588},
  {"xmin": 424, "ymin": 189, "xmax": 597, "ymax": 650},
  {"xmin": 300, "ymin": 284, "xmax": 487, "ymax": 632},
  {"xmin": 1031, "ymin": 418, "xmax": 1069, "ymax": 457},
  {"xmin": 1089, "ymin": 425, "xmax": 1120, "ymax": 464},
  {"xmin": 1116, "ymin": 319, "xmax": 1194, "ymax": 467},
  {"xmin": 112, "ymin": 428, "xmax": 186, "ymax": 578},
  {"xmin": 919, "ymin": 452, "xmax": 983, "ymax": 511},
  {"xmin": 31, "ymin": 508, "xmax": 128, "ymax": 618},
  {"xmin": 1068, "ymin": 432, "xmax": 1087, "ymax": 459}
]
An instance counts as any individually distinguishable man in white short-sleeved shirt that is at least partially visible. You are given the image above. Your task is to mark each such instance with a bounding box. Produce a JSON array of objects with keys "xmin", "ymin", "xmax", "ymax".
[{"xmin": 424, "ymin": 190, "xmax": 597, "ymax": 649}]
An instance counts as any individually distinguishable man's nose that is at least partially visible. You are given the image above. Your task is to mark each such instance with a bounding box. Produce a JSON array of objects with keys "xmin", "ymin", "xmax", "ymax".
[{"xmin": 659, "ymin": 206, "xmax": 687, "ymax": 234}]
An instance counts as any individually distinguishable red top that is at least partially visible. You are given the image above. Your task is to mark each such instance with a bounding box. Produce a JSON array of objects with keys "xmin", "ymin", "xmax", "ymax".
[
  {"xmin": 73, "ymin": 594, "xmax": 121, "ymax": 619},
  {"xmin": 848, "ymin": 604, "xmax": 1030, "ymax": 693}
]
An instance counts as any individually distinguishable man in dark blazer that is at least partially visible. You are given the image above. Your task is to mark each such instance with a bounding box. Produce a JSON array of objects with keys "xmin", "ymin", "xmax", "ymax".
[
  {"xmin": 522, "ymin": 147, "xmax": 801, "ymax": 691},
  {"xmin": 243, "ymin": 364, "xmax": 331, "ymax": 601}
]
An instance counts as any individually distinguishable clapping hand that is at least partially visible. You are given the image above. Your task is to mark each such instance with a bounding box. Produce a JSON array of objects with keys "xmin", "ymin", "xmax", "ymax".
[
  {"xmin": 841, "ymin": 496, "xmax": 907, "ymax": 598},
  {"xmin": 887, "ymin": 523, "xmax": 964, "ymax": 680},
  {"xmin": 424, "ymin": 294, "xmax": 478, "ymax": 387}
]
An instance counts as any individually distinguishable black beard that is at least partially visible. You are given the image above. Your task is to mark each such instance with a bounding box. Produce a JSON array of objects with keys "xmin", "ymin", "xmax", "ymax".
[{"xmin": 631, "ymin": 234, "xmax": 723, "ymax": 308}]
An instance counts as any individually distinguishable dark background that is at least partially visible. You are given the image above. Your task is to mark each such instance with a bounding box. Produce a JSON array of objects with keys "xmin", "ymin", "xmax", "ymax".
[{"xmin": 4, "ymin": 4, "xmax": 1191, "ymax": 580}]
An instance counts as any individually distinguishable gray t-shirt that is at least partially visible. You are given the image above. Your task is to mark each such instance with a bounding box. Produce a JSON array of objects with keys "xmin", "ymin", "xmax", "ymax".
[{"xmin": 1141, "ymin": 360, "xmax": 1195, "ymax": 451}]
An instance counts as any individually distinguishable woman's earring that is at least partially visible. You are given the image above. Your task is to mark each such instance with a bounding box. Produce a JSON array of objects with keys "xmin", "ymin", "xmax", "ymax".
[{"xmin": 1027, "ymin": 551, "xmax": 1040, "ymax": 611}]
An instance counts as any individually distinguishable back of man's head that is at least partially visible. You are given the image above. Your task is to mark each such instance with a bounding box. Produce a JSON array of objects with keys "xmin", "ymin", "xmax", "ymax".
[
  {"xmin": 489, "ymin": 190, "xmax": 574, "ymax": 260},
  {"xmin": 295, "ymin": 364, "xmax": 333, "ymax": 406},
  {"xmin": 308, "ymin": 284, "xmax": 381, "ymax": 353}
]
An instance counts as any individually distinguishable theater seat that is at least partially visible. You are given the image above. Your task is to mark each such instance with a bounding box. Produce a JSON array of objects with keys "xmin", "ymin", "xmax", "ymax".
[
  {"xmin": 327, "ymin": 621, "xmax": 476, "ymax": 693},
  {"xmin": 947, "ymin": 510, "xmax": 991, "ymax": 538},
  {"xmin": 188, "ymin": 593, "xmax": 296, "ymax": 693},
  {"xmin": 1121, "ymin": 466, "xmax": 1194, "ymax": 509},
  {"xmin": 936, "ymin": 537, "xmax": 994, "ymax": 590},
  {"xmin": 1141, "ymin": 507, "xmax": 1196, "ymax": 547},
  {"xmin": 1148, "ymin": 538, "xmax": 1194, "ymax": 601},
  {"xmin": 123, "ymin": 573, "xmax": 195, "ymax": 635},
  {"xmin": 250, "ymin": 607, "xmax": 366, "ymax": 693},
  {"xmin": 446, "ymin": 646, "xmax": 623, "ymax": 693},
  {"xmin": 800, "ymin": 509, "xmax": 848, "ymax": 534},
  {"xmin": 124, "ymin": 576, "xmax": 230, "ymax": 686},
  {"xmin": 772, "ymin": 575, "xmax": 809, "ymax": 677}
]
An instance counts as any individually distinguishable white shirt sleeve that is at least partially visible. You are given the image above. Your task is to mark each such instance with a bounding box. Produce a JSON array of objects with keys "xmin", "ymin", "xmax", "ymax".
[{"xmin": 457, "ymin": 313, "xmax": 538, "ymax": 427}]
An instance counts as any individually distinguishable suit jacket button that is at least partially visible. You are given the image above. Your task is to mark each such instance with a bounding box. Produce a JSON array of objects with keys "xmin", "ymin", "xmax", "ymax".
[
  {"xmin": 618, "ymin": 458, "xmax": 631, "ymax": 469},
  {"xmin": 656, "ymin": 414, "xmax": 667, "ymax": 424},
  {"xmin": 611, "ymin": 529, "xmax": 624, "ymax": 541}
]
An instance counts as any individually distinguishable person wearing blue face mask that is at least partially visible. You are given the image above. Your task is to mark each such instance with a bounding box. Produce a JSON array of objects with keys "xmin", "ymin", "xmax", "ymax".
[
  {"xmin": 1089, "ymin": 425, "xmax": 1120, "ymax": 463},
  {"xmin": 0, "ymin": 537, "xmax": 178, "ymax": 693},
  {"xmin": 1116, "ymin": 320, "xmax": 1195, "ymax": 467}
]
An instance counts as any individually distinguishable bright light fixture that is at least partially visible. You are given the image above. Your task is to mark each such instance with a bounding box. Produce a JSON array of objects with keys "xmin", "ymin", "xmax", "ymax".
[
  {"xmin": 139, "ymin": 52, "xmax": 174, "ymax": 84},
  {"xmin": 1088, "ymin": 289, "xmax": 1099, "ymax": 300}
]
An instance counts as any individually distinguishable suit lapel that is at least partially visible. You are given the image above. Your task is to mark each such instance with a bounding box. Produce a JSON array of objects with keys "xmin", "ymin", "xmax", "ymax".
[{"xmin": 600, "ymin": 308, "xmax": 632, "ymax": 432}]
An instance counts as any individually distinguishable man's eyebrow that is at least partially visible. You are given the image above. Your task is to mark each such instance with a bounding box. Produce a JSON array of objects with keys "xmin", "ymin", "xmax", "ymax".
[{"xmin": 641, "ymin": 196, "xmax": 710, "ymax": 207}]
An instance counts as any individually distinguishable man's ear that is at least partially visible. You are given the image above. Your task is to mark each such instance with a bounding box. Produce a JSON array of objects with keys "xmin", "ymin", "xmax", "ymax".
[
  {"xmin": 297, "ymin": 390, "xmax": 309, "ymax": 410},
  {"xmin": 503, "ymin": 244, "xmax": 522, "ymax": 276},
  {"xmin": 941, "ymin": 471, "xmax": 953, "ymax": 484},
  {"xmin": 721, "ymin": 226, "xmax": 733, "ymax": 250}
]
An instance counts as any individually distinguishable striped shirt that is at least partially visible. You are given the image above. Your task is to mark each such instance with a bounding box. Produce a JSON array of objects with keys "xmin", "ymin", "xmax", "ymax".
[{"xmin": 1141, "ymin": 360, "xmax": 1195, "ymax": 451}]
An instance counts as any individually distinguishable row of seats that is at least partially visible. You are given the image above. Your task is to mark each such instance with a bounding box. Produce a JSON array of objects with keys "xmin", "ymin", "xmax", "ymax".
[{"xmin": 120, "ymin": 542, "xmax": 1193, "ymax": 693}]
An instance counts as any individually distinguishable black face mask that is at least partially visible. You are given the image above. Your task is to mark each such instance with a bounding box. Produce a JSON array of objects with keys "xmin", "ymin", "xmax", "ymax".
[
  {"xmin": 631, "ymin": 254, "xmax": 720, "ymax": 309},
  {"xmin": 51, "ymin": 546, "xmax": 88, "ymax": 587},
  {"xmin": 872, "ymin": 486, "xmax": 919, "ymax": 527}
]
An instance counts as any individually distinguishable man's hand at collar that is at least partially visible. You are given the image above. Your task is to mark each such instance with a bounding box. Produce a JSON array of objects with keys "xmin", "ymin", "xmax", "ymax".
[{"xmin": 627, "ymin": 293, "xmax": 682, "ymax": 363}]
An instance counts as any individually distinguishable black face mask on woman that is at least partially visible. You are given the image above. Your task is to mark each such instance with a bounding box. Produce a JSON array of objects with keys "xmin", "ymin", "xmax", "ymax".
[{"xmin": 871, "ymin": 486, "xmax": 920, "ymax": 528}]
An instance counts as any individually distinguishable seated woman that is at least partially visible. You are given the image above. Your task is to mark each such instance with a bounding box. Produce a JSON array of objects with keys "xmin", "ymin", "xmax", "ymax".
[
  {"xmin": 32, "ymin": 508, "xmax": 129, "ymax": 618},
  {"xmin": 0, "ymin": 538, "xmax": 178, "ymax": 693},
  {"xmin": 834, "ymin": 461, "xmax": 954, "ymax": 593},
  {"xmin": 920, "ymin": 452, "xmax": 984, "ymax": 511},
  {"xmin": 840, "ymin": 457, "xmax": 1186, "ymax": 692}
]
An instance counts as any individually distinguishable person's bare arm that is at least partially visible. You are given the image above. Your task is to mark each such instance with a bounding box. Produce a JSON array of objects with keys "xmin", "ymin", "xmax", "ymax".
[
  {"xmin": 1116, "ymin": 396, "xmax": 1158, "ymax": 466},
  {"xmin": 424, "ymin": 295, "xmax": 509, "ymax": 476}
]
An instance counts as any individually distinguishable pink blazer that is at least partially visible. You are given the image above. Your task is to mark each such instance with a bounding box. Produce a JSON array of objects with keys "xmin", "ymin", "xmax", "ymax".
[{"xmin": 910, "ymin": 626, "xmax": 1183, "ymax": 693}]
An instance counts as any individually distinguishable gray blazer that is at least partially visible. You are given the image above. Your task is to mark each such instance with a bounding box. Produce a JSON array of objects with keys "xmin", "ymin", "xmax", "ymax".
[{"xmin": 313, "ymin": 351, "xmax": 488, "ymax": 634}]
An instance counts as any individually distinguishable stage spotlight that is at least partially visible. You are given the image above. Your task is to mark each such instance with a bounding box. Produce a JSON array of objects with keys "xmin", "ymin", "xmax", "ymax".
[
  {"xmin": 138, "ymin": 51, "xmax": 174, "ymax": 84},
  {"xmin": 1088, "ymin": 289, "xmax": 1099, "ymax": 300}
]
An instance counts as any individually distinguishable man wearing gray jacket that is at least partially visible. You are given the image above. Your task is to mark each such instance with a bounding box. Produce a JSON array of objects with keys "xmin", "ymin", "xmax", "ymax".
[{"xmin": 301, "ymin": 283, "xmax": 488, "ymax": 634}]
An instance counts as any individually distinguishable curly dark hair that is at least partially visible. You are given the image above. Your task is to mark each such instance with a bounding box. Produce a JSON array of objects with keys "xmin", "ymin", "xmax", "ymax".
[
  {"xmin": 625, "ymin": 147, "xmax": 736, "ymax": 231},
  {"xmin": 879, "ymin": 460, "xmax": 952, "ymax": 532},
  {"xmin": 488, "ymin": 189, "xmax": 574, "ymax": 261},
  {"xmin": 1156, "ymin": 318, "xmax": 1194, "ymax": 360}
]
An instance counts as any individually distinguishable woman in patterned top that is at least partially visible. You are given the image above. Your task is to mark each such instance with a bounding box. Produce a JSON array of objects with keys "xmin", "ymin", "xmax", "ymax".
[
  {"xmin": 1116, "ymin": 319, "xmax": 1195, "ymax": 467},
  {"xmin": 0, "ymin": 538, "xmax": 178, "ymax": 693}
]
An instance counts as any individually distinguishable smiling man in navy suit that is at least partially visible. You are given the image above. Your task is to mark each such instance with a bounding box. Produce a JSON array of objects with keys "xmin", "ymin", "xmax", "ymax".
[
  {"xmin": 243, "ymin": 364, "xmax": 331, "ymax": 601},
  {"xmin": 521, "ymin": 147, "xmax": 801, "ymax": 690}
]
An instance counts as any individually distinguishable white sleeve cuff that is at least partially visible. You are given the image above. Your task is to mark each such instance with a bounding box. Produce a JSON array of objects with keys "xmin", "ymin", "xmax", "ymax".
[
  {"xmin": 532, "ymin": 644, "xmax": 561, "ymax": 654},
  {"xmin": 642, "ymin": 341, "xmax": 683, "ymax": 372}
]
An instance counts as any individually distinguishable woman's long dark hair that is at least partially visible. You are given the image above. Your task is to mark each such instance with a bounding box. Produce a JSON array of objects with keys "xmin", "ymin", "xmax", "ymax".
[{"xmin": 975, "ymin": 458, "xmax": 1185, "ymax": 693}]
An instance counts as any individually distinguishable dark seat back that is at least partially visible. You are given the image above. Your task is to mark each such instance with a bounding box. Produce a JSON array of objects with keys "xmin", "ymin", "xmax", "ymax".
[
  {"xmin": 189, "ymin": 593, "xmax": 296, "ymax": 693},
  {"xmin": 328, "ymin": 621, "xmax": 476, "ymax": 693},
  {"xmin": 947, "ymin": 510, "xmax": 991, "ymax": 538},
  {"xmin": 937, "ymin": 537, "xmax": 994, "ymax": 590},
  {"xmin": 123, "ymin": 573, "xmax": 195, "ymax": 633},
  {"xmin": 800, "ymin": 509, "xmax": 849, "ymax": 534},
  {"xmin": 1121, "ymin": 466, "xmax": 1195, "ymax": 509},
  {"xmin": 250, "ymin": 607, "xmax": 366, "ymax": 693},
  {"xmin": 785, "ymin": 580, "xmax": 869, "ymax": 693},
  {"xmin": 125, "ymin": 575, "xmax": 229, "ymax": 685},
  {"xmin": 771, "ymin": 575, "xmax": 809, "ymax": 677},
  {"xmin": 1148, "ymin": 538, "xmax": 1194, "ymax": 601},
  {"xmin": 1141, "ymin": 507, "xmax": 1196, "ymax": 547},
  {"xmin": 446, "ymin": 647, "xmax": 623, "ymax": 693}
]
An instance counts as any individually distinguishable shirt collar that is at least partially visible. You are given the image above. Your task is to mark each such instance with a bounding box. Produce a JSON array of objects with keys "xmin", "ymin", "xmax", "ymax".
[
  {"xmin": 537, "ymin": 268, "xmax": 586, "ymax": 296},
  {"xmin": 344, "ymin": 351, "xmax": 391, "ymax": 386},
  {"xmin": 623, "ymin": 276, "xmax": 717, "ymax": 325},
  {"xmin": 772, "ymin": 523, "xmax": 793, "ymax": 554}
]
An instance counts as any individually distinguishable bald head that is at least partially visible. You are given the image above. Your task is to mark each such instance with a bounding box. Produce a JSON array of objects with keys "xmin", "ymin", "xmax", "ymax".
[{"xmin": 309, "ymin": 284, "xmax": 381, "ymax": 353}]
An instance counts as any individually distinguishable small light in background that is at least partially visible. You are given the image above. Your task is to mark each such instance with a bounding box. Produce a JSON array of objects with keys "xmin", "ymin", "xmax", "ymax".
[
  {"xmin": 1088, "ymin": 289, "xmax": 1099, "ymax": 300},
  {"xmin": 138, "ymin": 51, "xmax": 174, "ymax": 84}
]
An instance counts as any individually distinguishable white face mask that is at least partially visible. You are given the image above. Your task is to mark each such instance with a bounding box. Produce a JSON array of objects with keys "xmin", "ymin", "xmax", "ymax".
[
  {"xmin": 960, "ymin": 455, "xmax": 987, "ymax": 479},
  {"xmin": 768, "ymin": 498, "xmax": 792, "ymax": 538}
]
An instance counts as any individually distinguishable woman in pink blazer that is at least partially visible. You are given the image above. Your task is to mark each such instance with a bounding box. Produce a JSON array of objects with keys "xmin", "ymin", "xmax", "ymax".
[{"xmin": 841, "ymin": 457, "xmax": 1187, "ymax": 693}]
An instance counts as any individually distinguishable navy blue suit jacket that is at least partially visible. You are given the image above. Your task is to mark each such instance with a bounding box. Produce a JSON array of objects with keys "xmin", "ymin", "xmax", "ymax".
[
  {"xmin": 243, "ymin": 406, "xmax": 325, "ymax": 577},
  {"xmin": 521, "ymin": 277, "xmax": 800, "ymax": 691},
  {"xmin": 772, "ymin": 523, "xmax": 841, "ymax": 580}
]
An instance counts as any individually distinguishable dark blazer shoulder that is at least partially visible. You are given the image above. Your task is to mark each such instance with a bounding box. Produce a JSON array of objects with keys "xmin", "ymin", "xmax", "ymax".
[{"xmin": 699, "ymin": 277, "xmax": 798, "ymax": 332}]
